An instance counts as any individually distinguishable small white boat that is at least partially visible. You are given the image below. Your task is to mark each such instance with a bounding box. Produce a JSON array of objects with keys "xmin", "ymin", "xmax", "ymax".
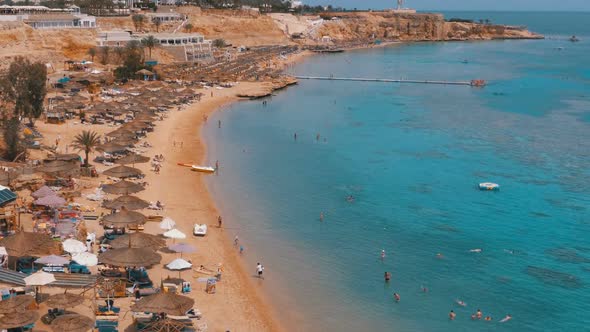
[
  {"xmin": 191, "ymin": 165, "xmax": 215, "ymax": 173},
  {"xmin": 479, "ymin": 182, "xmax": 500, "ymax": 191},
  {"xmin": 193, "ymin": 224, "xmax": 207, "ymax": 236}
]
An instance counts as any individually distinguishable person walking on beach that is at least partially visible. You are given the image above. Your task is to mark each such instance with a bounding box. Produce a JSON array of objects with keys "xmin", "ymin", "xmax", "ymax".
[
  {"xmin": 239, "ymin": 245, "xmax": 244, "ymax": 254},
  {"xmin": 256, "ymin": 263, "xmax": 264, "ymax": 279},
  {"xmin": 234, "ymin": 235, "xmax": 239, "ymax": 247},
  {"xmin": 218, "ymin": 216, "xmax": 223, "ymax": 228}
]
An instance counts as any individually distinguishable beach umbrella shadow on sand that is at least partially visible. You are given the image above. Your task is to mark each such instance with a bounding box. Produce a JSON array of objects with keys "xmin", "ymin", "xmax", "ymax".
[
  {"xmin": 109, "ymin": 233, "xmax": 166, "ymax": 249},
  {"xmin": 46, "ymin": 292, "xmax": 85, "ymax": 309}
]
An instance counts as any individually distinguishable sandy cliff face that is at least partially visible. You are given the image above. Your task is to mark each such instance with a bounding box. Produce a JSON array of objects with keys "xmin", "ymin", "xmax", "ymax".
[
  {"xmin": 0, "ymin": 23, "xmax": 96, "ymax": 70},
  {"xmin": 314, "ymin": 12, "xmax": 542, "ymax": 43},
  {"xmin": 178, "ymin": 8, "xmax": 290, "ymax": 46}
]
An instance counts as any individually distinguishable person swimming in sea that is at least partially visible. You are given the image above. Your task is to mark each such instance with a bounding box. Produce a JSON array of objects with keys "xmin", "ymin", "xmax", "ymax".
[
  {"xmin": 449, "ymin": 310, "xmax": 456, "ymax": 320},
  {"xmin": 485, "ymin": 316, "xmax": 492, "ymax": 321},
  {"xmin": 476, "ymin": 309, "xmax": 483, "ymax": 320},
  {"xmin": 456, "ymin": 299, "xmax": 467, "ymax": 307},
  {"xmin": 381, "ymin": 249, "xmax": 386, "ymax": 260},
  {"xmin": 469, "ymin": 248, "xmax": 482, "ymax": 253},
  {"xmin": 346, "ymin": 195, "xmax": 355, "ymax": 203},
  {"xmin": 500, "ymin": 314, "xmax": 512, "ymax": 323},
  {"xmin": 393, "ymin": 293, "xmax": 400, "ymax": 302},
  {"xmin": 319, "ymin": 212, "xmax": 324, "ymax": 222}
]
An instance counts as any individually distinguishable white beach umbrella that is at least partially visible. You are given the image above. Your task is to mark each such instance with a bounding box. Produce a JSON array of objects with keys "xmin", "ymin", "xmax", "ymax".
[
  {"xmin": 72, "ymin": 252, "xmax": 98, "ymax": 267},
  {"xmin": 62, "ymin": 239, "xmax": 87, "ymax": 254},
  {"xmin": 35, "ymin": 255, "xmax": 70, "ymax": 266},
  {"xmin": 159, "ymin": 217, "xmax": 176, "ymax": 230},
  {"xmin": 24, "ymin": 270, "xmax": 56, "ymax": 286},
  {"xmin": 0, "ymin": 247, "xmax": 7, "ymax": 256},
  {"xmin": 166, "ymin": 258, "xmax": 192, "ymax": 270},
  {"xmin": 163, "ymin": 228, "xmax": 186, "ymax": 240}
]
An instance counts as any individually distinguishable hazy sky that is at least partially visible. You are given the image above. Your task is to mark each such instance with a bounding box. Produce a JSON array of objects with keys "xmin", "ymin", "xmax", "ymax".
[{"xmin": 304, "ymin": 0, "xmax": 590, "ymax": 11}]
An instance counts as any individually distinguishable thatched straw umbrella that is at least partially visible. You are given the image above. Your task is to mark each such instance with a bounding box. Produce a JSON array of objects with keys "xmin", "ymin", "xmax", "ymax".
[
  {"xmin": 96, "ymin": 142, "xmax": 127, "ymax": 154},
  {"xmin": 98, "ymin": 247, "xmax": 161, "ymax": 267},
  {"xmin": 101, "ymin": 180, "xmax": 145, "ymax": 195},
  {"xmin": 102, "ymin": 180, "xmax": 145, "ymax": 195},
  {"xmin": 109, "ymin": 233, "xmax": 166, "ymax": 249},
  {"xmin": 31, "ymin": 186, "xmax": 55, "ymax": 198},
  {"xmin": 0, "ymin": 232, "xmax": 62, "ymax": 257},
  {"xmin": 102, "ymin": 165, "xmax": 142, "ymax": 179},
  {"xmin": 105, "ymin": 129, "xmax": 135, "ymax": 139},
  {"xmin": 50, "ymin": 314, "xmax": 94, "ymax": 332},
  {"xmin": 101, "ymin": 209, "xmax": 146, "ymax": 227},
  {"xmin": 138, "ymin": 318, "xmax": 188, "ymax": 332},
  {"xmin": 0, "ymin": 311, "xmax": 39, "ymax": 329},
  {"xmin": 115, "ymin": 154, "xmax": 150, "ymax": 165},
  {"xmin": 103, "ymin": 195, "xmax": 149, "ymax": 211},
  {"xmin": 130, "ymin": 292, "xmax": 194, "ymax": 316},
  {"xmin": 0, "ymin": 295, "xmax": 34, "ymax": 314},
  {"xmin": 110, "ymin": 137, "xmax": 137, "ymax": 147}
]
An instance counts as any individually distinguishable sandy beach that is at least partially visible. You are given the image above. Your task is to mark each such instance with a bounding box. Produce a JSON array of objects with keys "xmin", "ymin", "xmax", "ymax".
[{"xmin": 25, "ymin": 81, "xmax": 291, "ymax": 332}]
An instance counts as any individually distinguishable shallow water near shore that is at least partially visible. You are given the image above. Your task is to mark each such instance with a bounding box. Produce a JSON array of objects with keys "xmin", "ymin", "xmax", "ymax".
[{"xmin": 205, "ymin": 12, "xmax": 590, "ymax": 332}]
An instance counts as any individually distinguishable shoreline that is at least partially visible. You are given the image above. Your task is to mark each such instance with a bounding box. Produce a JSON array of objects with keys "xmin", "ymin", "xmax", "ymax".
[{"xmin": 151, "ymin": 83, "xmax": 287, "ymax": 332}]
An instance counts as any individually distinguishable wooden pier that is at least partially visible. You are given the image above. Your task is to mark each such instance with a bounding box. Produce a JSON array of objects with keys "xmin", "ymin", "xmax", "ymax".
[{"xmin": 294, "ymin": 76, "xmax": 482, "ymax": 86}]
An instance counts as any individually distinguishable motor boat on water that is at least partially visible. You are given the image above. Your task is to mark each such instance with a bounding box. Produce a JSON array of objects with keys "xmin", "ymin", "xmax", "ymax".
[
  {"xmin": 193, "ymin": 224, "xmax": 207, "ymax": 236},
  {"xmin": 479, "ymin": 182, "xmax": 500, "ymax": 191},
  {"xmin": 569, "ymin": 35, "xmax": 580, "ymax": 42},
  {"xmin": 177, "ymin": 163, "xmax": 216, "ymax": 174},
  {"xmin": 191, "ymin": 165, "xmax": 215, "ymax": 173}
]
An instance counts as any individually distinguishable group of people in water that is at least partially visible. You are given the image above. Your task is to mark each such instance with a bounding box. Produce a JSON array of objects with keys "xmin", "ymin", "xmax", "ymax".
[
  {"xmin": 449, "ymin": 307, "xmax": 512, "ymax": 323},
  {"xmin": 381, "ymin": 250, "xmax": 512, "ymax": 323}
]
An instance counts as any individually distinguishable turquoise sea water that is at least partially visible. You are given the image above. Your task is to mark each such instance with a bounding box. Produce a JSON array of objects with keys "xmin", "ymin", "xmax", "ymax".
[{"xmin": 204, "ymin": 12, "xmax": 590, "ymax": 332}]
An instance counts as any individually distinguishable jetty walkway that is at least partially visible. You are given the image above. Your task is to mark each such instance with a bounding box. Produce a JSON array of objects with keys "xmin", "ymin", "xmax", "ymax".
[{"xmin": 294, "ymin": 76, "xmax": 482, "ymax": 86}]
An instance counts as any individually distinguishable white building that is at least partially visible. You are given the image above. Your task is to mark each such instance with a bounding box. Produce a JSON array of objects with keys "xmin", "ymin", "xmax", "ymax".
[
  {"xmin": 0, "ymin": 5, "xmax": 96, "ymax": 28},
  {"xmin": 97, "ymin": 31, "xmax": 211, "ymax": 49}
]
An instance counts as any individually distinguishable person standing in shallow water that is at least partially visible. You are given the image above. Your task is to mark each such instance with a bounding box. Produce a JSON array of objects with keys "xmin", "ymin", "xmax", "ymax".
[
  {"xmin": 294, "ymin": 132, "xmax": 297, "ymax": 141},
  {"xmin": 256, "ymin": 263, "xmax": 264, "ymax": 279}
]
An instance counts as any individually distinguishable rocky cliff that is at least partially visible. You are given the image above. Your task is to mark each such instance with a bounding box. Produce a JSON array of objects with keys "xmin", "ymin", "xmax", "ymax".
[{"xmin": 313, "ymin": 12, "xmax": 542, "ymax": 43}]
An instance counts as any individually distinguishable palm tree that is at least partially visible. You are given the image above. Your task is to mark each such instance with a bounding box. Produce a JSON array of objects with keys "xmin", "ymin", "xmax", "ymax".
[
  {"xmin": 153, "ymin": 19, "xmax": 162, "ymax": 33},
  {"xmin": 72, "ymin": 130, "xmax": 101, "ymax": 167},
  {"xmin": 88, "ymin": 47, "xmax": 97, "ymax": 62},
  {"xmin": 141, "ymin": 35, "xmax": 159, "ymax": 59},
  {"xmin": 132, "ymin": 14, "xmax": 146, "ymax": 32},
  {"xmin": 100, "ymin": 46, "xmax": 110, "ymax": 65},
  {"xmin": 184, "ymin": 23, "xmax": 193, "ymax": 33},
  {"xmin": 113, "ymin": 46, "xmax": 125, "ymax": 64}
]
